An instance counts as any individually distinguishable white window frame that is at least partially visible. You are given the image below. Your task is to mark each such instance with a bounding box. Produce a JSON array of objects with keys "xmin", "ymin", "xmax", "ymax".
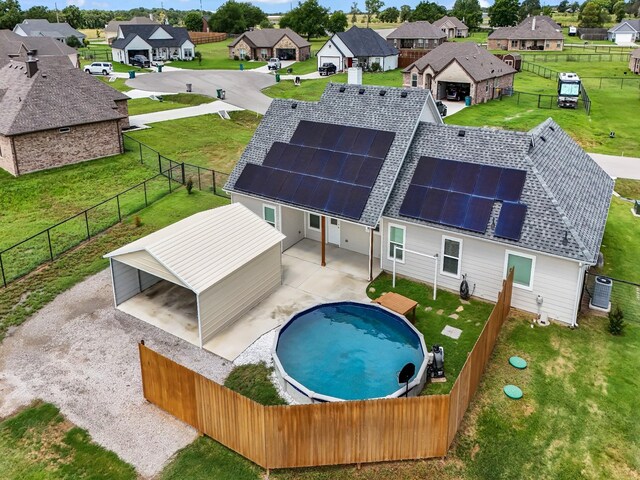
[
  {"xmin": 308, "ymin": 213, "xmax": 320, "ymax": 231},
  {"xmin": 504, "ymin": 249, "xmax": 536, "ymax": 291},
  {"xmin": 440, "ymin": 236, "xmax": 462, "ymax": 279},
  {"xmin": 387, "ymin": 223, "xmax": 406, "ymax": 264},
  {"xmin": 263, "ymin": 203, "xmax": 277, "ymax": 228}
]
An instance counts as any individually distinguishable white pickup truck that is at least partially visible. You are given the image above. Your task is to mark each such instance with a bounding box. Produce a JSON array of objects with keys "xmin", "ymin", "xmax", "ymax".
[{"xmin": 268, "ymin": 58, "xmax": 281, "ymax": 70}]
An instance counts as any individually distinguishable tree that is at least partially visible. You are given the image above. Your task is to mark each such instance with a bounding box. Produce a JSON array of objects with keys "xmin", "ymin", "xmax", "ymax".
[
  {"xmin": 0, "ymin": 0, "xmax": 22, "ymax": 30},
  {"xmin": 65, "ymin": 35, "xmax": 82, "ymax": 48},
  {"xmin": 518, "ymin": 0, "xmax": 541, "ymax": 20},
  {"xmin": 350, "ymin": 1, "xmax": 358, "ymax": 24},
  {"xmin": 184, "ymin": 11, "xmax": 203, "ymax": 31},
  {"xmin": 579, "ymin": 1, "xmax": 609, "ymax": 26},
  {"xmin": 23, "ymin": 5, "xmax": 49, "ymax": 19},
  {"xmin": 569, "ymin": 1, "xmax": 581, "ymax": 12},
  {"xmin": 364, "ymin": 0, "xmax": 384, "ymax": 27},
  {"xmin": 399, "ymin": 4, "xmax": 412, "ymax": 21},
  {"xmin": 208, "ymin": 1, "xmax": 266, "ymax": 34},
  {"xmin": 542, "ymin": 5, "xmax": 554, "ymax": 15},
  {"xmin": 613, "ymin": 0, "xmax": 626, "ymax": 20},
  {"xmin": 411, "ymin": 1, "xmax": 447, "ymax": 22},
  {"xmin": 378, "ymin": 6, "xmax": 399, "ymax": 22},
  {"xmin": 327, "ymin": 10, "xmax": 348, "ymax": 33},
  {"xmin": 608, "ymin": 305, "xmax": 625, "ymax": 335},
  {"xmin": 451, "ymin": 0, "xmax": 483, "ymax": 29},
  {"xmin": 259, "ymin": 18, "xmax": 271, "ymax": 28},
  {"xmin": 239, "ymin": 2, "xmax": 267, "ymax": 28},
  {"xmin": 557, "ymin": 0, "xmax": 569, "ymax": 12},
  {"xmin": 278, "ymin": 0, "xmax": 328, "ymax": 39},
  {"xmin": 488, "ymin": 0, "xmax": 519, "ymax": 26},
  {"xmin": 62, "ymin": 5, "xmax": 83, "ymax": 28}
]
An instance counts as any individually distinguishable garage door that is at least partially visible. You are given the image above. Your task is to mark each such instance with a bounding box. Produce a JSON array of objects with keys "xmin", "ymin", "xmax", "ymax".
[
  {"xmin": 319, "ymin": 56, "xmax": 341, "ymax": 70},
  {"xmin": 615, "ymin": 33, "xmax": 633, "ymax": 44},
  {"xmin": 276, "ymin": 48, "xmax": 296, "ymax": 60}
]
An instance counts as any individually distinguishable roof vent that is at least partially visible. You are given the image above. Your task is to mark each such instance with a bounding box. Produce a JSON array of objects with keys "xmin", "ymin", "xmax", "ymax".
[
  {"xmin": 339, "ymin": 86, "xmax": 346, "ymax": 92},
  {"xmin": 549, "ymin": 125, "xmax": 555, "ymax": 131},
  {"xmin": 458, "ymin": 130, "xmax": 466, "ymax": 137},
  {"xmin": 562, "ymin": 231, "xmax": 569, "ymax": 246},
  {"xmin": 400, "ymin": 91, "xmax": 408, "ymax": 98},
  {"xmin": 291, "ymin": 103, "xmax": 297, "ymax": 109},
  {"xmin": 540, "ymin": 136, "xmax": 546, "ymax": 142},
  {"xmin": 358, "ymin": 88, "xmax": 365, "ymax": 95},
  {"xmin": 379, "ymin": 90, "xmax": 386, "ymax": 96}
]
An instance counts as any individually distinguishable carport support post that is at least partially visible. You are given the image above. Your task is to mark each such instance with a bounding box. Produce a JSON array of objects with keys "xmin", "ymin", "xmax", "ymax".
[
  {"xmin": 368, "ymin": 227, "xmax": 374, "ymax": 282},
  {"xmin": 321, "ymin": 216, "xmax": 326, "ymax": 267}
]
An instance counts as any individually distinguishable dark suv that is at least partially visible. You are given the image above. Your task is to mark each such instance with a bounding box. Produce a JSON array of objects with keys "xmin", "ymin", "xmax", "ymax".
[
  {"xmin": 435, "ymin": 100, "xmax": 447, "ymax": 117},
  {"xmin": 130, "ymin": 55, "xmax": 150, "ymax": 68}
]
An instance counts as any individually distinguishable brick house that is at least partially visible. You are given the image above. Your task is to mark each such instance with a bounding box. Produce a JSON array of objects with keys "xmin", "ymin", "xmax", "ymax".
[
  {"xmin": 433, "ymin": 16, "xmax": 469, "ymax": 38},
  {"xmin": 403, "ymin": 42, "xmax": 516, "ymax": 104},
  {"xmin": 228, "ymin": 29, "xmax": 310, "ymax": 61},
  {"xmin": 488, "ymin": 15, "xmax": 564, "ymax": 51},
  {"xmin": 0, "ymin": 57, "xmax": 129, "ymax": 176},
  {"xmin": 387, "ymin": 21, "xmax": 446, "ymax": 68},
  {"xmin": 630, "ymin": 48, "xmax": 640, "ymax": 74}
]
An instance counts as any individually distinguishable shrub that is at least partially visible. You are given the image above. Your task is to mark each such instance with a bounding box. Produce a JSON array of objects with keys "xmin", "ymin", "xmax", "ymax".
[
  {"xmin": 134, "ymin": 215, "xmax": 142, "ymax": 227},
  {"xmin": 608, "ymin": 305, "xmax": 625, "ymax": 335},
  {"xmin": 194, "ymin": 51, "xmax": 202, "ymax": 65},
  {"xmin": 186, "ymin": 177, "xmax": 194, "ymax": 195},
  {"xmin": 233, "ymin": 55, "xmax": 239, "ymax": 61},
  {"xmin": 254, "ymin": 56, "xmax": 260, "ymax": 61},
  {"xmin": 370, "ymin": 62, "xmax": 381, "ymax": 72}
]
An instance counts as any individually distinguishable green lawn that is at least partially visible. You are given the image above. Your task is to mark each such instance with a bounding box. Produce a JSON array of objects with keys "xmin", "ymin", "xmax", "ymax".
[
  {"xmin": 614, "ymin": 178, "xmax": 640, "ymax": 200},
  {"xmin": 0, "ymin": 403, "xmax": 136, "ymax": 479},
  {"xmin": 224, "ymin": 363, "xmax": 287, "ymax": 405},
  {"xmin": 97, "ymin": 76, "xmax": 132, "ymax": 92},
  {"xmin": 169, "ymin": 41, "xmax": 266, "ymax": 70},
  {"xmin": 451, "ymin": 31, "xmax": 488, "ymax": 43},
  {"xmin": 127, "ymin": 93, "xmax": 214, "ymax": 116}
]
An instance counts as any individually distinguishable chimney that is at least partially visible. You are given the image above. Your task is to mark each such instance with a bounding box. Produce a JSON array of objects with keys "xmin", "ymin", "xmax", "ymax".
[
  {"xmin": 532, "ymin": 17, "xmax": 536, "ymax": 31},
  {"xmin": 26, "ymin": 50, "xmax": 38, "ymax": 78}
]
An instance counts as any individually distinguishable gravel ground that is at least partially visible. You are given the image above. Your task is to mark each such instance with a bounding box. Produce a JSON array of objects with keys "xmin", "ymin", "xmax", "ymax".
[{"xmin": 0, "ymin": 269, "xmax": 233, "ymax": 478}]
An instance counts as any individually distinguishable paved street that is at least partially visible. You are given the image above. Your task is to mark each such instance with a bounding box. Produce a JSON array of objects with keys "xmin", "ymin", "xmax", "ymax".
[{"xmin": 589, "ymin": 153, "xmax": 640, "ymax": 180}]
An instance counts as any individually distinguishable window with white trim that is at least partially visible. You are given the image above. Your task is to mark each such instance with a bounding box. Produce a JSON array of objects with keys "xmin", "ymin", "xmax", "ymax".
[
  {"xmin": 388, "ymin": 224, "xmax": 405, "ymax": 262},
  {"xmin": 441, "ymin": 237, "xmax": 462, "ymax": 278},
  {"xmin": 263, "ymin": 204, "xmax": 276, "ymax": 228},
  {"xmin": 308, "ymin": 213, "xmax": 320, "ymax": 230},
  {"xmin": 505, "ymin": 250, "xmax": 535, "ymax": 289},
  {"xmin": 411, "ymin": 73, "xmax": 418, "ymax": 87}
]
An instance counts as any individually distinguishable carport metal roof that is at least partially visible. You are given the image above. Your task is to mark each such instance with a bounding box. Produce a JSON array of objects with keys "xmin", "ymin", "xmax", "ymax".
[{"xmin": 104, "ymin": 203, "xmax": 285, "ymax": 294}]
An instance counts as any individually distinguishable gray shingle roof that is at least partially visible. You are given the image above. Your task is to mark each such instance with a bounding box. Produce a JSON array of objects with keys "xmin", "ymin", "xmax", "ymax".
[
  {"xmin": 228, "ymin": 28, "xmax": 310, "ymax": 48},
  {"xmin": 14, "ymin": 19, "xmax": 85, "ymax": 39},
  {"xmin": 384, "ymin": 120, "xmax": 613, "ymax": 263},
  {"xmin": 488, "ymin": 15, "xmax": 563, "ymax": 41},
  {"xmin": 387, "ymin": 21, "xmax": 446, "ymax": 40},
  {"xmin": 225, "ymin": 83, "xmax": 432, "ymax": 227},
  {"xmin": 403, "ymin": 42, "xmax": 516, "ymax": 81},
  {"xmin": 0, "ymin": 59, "xmax": 128, "ymax": 136},
  {"xmin": 608, "ymin": 19, "xmax": 640, "ymax": 33},
  {"xmin": 111, "ymin": 25, "xmax": 191, "ymax": 49},
  {"xmin": 105, "ymin": 17, "xmax": 158, "ymax": 34},
  {"xmin": 433, "ymin": 16, "xmax": 467, "ymax": 30},
  {"xmin": 336, "ymin": 26, "xmax": 398, "ymax": 57}
]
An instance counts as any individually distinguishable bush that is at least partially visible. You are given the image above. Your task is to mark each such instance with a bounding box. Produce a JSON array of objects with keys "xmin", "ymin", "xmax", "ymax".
[
  {"xmin": 194, "ymin": 51, "xmax": 202, "ymax": 65},
  {"xmin": 370, "ymin": 62, "xmax": 381, "ymax": 72},
  {"xmin": 233, "ymin": 55, "xmax": 239, "ymax": 61},
  {"xmin": 186, "ymin": 177, "xmax": 194, "ymax": 194},
  {"xmin": 608, "ymin": 305, "xmax": 625, "ymax": 335},
  {"xmin": 134, "ymin": 215, "xmax": 142, "ymax": 227}
]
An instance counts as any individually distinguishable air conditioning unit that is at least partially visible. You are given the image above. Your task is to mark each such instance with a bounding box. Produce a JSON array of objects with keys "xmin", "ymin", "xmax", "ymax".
[{"xmin": 589, "ymin": 276, "xmax": 612, "ymax": 312}]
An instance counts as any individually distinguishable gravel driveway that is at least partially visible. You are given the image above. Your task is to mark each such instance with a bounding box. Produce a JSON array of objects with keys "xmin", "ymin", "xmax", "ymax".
[{"xmin": 0, "ymin": 268, "xmax": 232, "ymax": 478}]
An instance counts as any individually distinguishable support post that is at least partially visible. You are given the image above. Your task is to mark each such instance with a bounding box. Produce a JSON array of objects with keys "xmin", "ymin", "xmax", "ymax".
[
  {"xmin": 320, "ymin": 216, "xmax": 326, "ymax": 267},
  {"xmin": 0, "ymin": 253, "xmax": 6, "ymax": 288},
  {"xmin": 47, "ymin": 229, "xmax": 53, "ymax": 261},
  {"xmin": 368, "ymin": 227, "xmax": 374, "ymax": 282}
]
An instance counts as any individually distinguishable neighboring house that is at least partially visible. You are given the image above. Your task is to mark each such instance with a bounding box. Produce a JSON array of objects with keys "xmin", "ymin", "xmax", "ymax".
[
  {"xmin": 0, "ymin": 30, "xmax": 79, "ymax": 68},
  {"xmin": 226, "ymin": 83, "xmax": 613, "ymax": 327},
  {"xmin": 228, "ymin": 28, "xmax": 310, "ymax": 61},
  {"xmin": 488, "ymin": 15, "xmax": 564, "ymax": 51},
  {"xmin": 630, "ymin": 48, "xmax": 640, "ymax": 74},
  {"xmin": 13, "ymin": 19, "xmax": 85, "ymax": 45},
  {"xmin": 607, "ymin": 20, "xmax": 640, "ymax": 44},
  {"xmin": 403, "ymin": 42, "xmax": 516, "ymax": 104},
  {"xmin": 0, "ymin": 57, "xmax": 129, "ymax": 176},
  {"xmin": 317, "ymin": 26, "xmax": 398, "ymax": 72},
  {"xmin": 104, "ymin": 16, "xmax": 158, "ymax": 43},
  {"xmin": 433, "ymin": 16, "xmax": 469, "ymax": 38},
  {"xmin": 111, "ymin": 24, "xmax": 195, "ymax": 63},
  {"xmin": 386, "ymin": 21, "xmax": 445, "ymax": 68}
]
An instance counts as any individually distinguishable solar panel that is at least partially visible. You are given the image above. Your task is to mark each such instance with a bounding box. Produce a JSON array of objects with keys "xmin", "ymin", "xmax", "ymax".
[
  {"xmin": 474, "ymin": 165, "xmax": 502, "ymax": 198},
  {"xmin": 309, "ymin": 179, "xmax": 333, "ymax": 210},
  {"xmin": 496, "ymin": 169, "xmax": 527, "ymax": 202},
  {"xmin": 291, "ymin": 175, "xmax": 320, "ymax": 207},
  {"xmin": 339, "ymin": 154, "xmax": 366, "ymax": 184},
  {"xmin": 440, "ymin": 192, "xmax": 471, "ymax": 228},
  {"xmin": 419, "ymin": 188, "xmax": 448, "ymax": 222},
  {"xmin": 261, "ymin": 168, "xmax": 289, "ymax": 198},
  {"xmin": 431, "ymin": 159, "xmax": 458, "ymax": 190},
  {"xmin": 351, "ymin": 128, "xmax": 377, "ymax": 156},
  {"xmin": 234, "ymin": 163, "xmax": 263, "ymax": 193},
  {"xmin": 322, "ymin": 151, "xmax": 348, "ymax": 180},
  {"xmin": 334, "ymin": 126, "xmax": 359, "ymax": 153},
  {"xmin": 263, "ymin": 142, "xmax": 287, "ymax": 167},
  {"xmin": 289, "ymin": 120, "xmax": 316, "ymax": 146},
  {"xmin": 277, "ymin": 173, "xmax": 303, "ymax": 201},
  {"xmin": 462, "ymin": 196, "xmax": 494, "ymax": 233},
  {"xmin": 495, "ymin": 202, "xmax": 527, "ymax": 241},
  {"xmin": 342, "ymin": 186, "xmax": 371, "ymax": 219},
  {"xmin": 325, "ymin": 182, "xmax": 351, "ymax": 215},
  {"xmin": 319, "ymin": 124, "xmax": 343, "ymax": 150},
  {"xmin": 354, "ymin": 158, "xmax": 384, "ymax": 187},
  {"xmin": 295, "ymin": 147, "xmax": 316, "ymax": 174},
  {"xmin": 411, "ymin": 157, "xmax": 439, "ymax": 187},
  {"xmin": 308, "ymin": 148, "xmax": 330, "ymax": 176},
  {"xmin": 367, "ymin": 130, "xmax": 395, "ymax": 159},
  {"xmin": 399, "ymin": 185, "xmax": 428, "ymax": 219},
  {"xmin": 450, "ymin": 162, "xmax": 481, "ymax": 194},
  {"xmin": 269, "ymin": 144, "xmax": 298, "ymax": 171}
]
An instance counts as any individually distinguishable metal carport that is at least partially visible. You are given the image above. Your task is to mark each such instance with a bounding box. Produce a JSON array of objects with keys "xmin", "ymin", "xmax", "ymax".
[{"xmin": 104, "ymin": 203, "xmax": 285, "ymax": 348}]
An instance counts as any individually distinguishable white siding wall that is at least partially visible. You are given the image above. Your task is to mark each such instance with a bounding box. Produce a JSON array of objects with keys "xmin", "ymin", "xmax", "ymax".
[
  {"xmin": 380, "ymin": 218, "xmax": 582, "ymax": 325},
  {"xmin": 281, "ymin": 205, "xmax": 304, "ymax": 250},
  {"xmin": 199, "ymin": 245, "xmax": 282, "ymax": 343},
  {"xmin": 340, "ymin": 221, "xmax": 381, "ymax": 258},
  {"xmin": 111, "ymin": 259, "xmax": 140, "ymax": 305},
  {"xmin": 382, "ymin": 54, "xmax": 398, "ymax": 71}
]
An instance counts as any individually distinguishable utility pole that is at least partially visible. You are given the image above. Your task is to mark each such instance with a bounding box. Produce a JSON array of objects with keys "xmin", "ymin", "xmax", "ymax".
[{"xmin": 55, "ymin": 2, "xmax": 60, "ymax": 23}]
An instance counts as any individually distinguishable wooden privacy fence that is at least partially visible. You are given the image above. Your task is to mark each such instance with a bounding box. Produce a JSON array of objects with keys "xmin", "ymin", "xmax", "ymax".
[
  {"xmin": 139, "ymin": 270, "xmax": 514, "ymax": 469},
  {"xmin": 188, "ymin": 32, "xmax": 227, "ymax": 44}
]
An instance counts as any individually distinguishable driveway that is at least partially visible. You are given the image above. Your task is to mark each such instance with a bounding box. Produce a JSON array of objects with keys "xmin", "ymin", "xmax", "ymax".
[
  {"xmin": 589, "ymin": 153, "xmax": 640, "ymax": 180},
  {"xmin": 126, "ymin": 69, "xmax": 276, "ymax": 114}
]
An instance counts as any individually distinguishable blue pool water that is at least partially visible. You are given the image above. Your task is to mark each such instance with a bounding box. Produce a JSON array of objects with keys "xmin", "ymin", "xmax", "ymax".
[{"xmin": 275, "ymin": 302, "xmax": 424, "ymax": 400}]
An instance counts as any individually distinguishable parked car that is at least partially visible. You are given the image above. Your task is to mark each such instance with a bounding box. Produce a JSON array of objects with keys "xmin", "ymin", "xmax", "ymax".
[
  {"xmin": 435, "ymin": 100, "xmax": 447, "ymax": 117},
  {"xmin": 268, "ymin": 58, "xmax": 281, "ymax": 70},
  {"xmin": 130, "ymin": 55, "xmax": 150, "ymax": 68},
  {"xmin": 318, "ymin": 62, "xmax": 337, "ymax": 76},
  {"xmin": 446, "ymin": 87, "xmax": 459, "ymax": 101},
  {"xmin": 84, "ymin": 62, "xmax": 113, "ymax": 75}
]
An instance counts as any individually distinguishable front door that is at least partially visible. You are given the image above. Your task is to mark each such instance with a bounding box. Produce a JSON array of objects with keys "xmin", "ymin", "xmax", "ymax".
[{"xmin": 328, "ymin": 218, "xmax": 340, "ymax": 245}]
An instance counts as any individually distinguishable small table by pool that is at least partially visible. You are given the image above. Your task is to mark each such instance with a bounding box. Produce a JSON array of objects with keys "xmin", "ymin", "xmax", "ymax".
[{"xmin": 373, "ymin": 292, "xmax": 418, "ymax": 323}]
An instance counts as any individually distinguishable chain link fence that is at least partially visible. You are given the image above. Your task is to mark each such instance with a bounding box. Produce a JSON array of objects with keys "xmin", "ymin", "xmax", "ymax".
[
  {"xmin": 583, "ymin": 272, "xmax": 640, "ymax": 324},
  {"xmin": 520, "ymin": 52, "xmax": 632, "ymax": 63}
]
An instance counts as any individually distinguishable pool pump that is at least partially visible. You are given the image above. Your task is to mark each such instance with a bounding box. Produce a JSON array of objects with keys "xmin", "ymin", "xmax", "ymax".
[{"xmin": 427, "ymin": 344, "xmax": 445, "ymax": 379}]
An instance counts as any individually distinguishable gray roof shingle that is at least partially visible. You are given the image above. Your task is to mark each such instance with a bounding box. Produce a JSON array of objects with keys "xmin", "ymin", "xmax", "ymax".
[
  {"xmin": 433, "ymin": 16, "xmax": 468, "ymax": 30},
  {"xmin": 387, "ymin": 21, "xmax": 447, "ymax": 40},
  {"xmin": 608, "ymin": 19, "xmax": 640, "ymax": 33},
  {"xmin": 336, "ymin": 26, "xmax": 398, "ymax": 57},
  {"xmin": 403, "ymin": 42, "xmax": 516, "ymax": 81},
  {"xmin": 228, "ymin": 28, "xmax": 310, "ymax": 48},
  {"xmin": 105, "ymin": 17, "xmax": 158, "ymax": 34},
  {"xmin": 14, "ymin": 19, "xmax": 85, "ymax": 39},
  {"xmin": 111, "ymin": 25, "xmax": 191, "ymax": 49},
  {"xmin": 489, "ymin": 15, "xmax": 563, "ymax": 41}
]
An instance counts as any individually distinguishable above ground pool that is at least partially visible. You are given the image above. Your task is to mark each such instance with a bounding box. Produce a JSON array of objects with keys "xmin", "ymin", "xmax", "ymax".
[{"xmin": 273, "ymin": 302, "xmax": 428, "ymax": 403}]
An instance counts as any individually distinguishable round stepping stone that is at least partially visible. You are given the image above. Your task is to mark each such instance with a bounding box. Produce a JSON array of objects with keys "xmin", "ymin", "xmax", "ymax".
[
  {"xmin": 504, "ymin": 385, "xmax": 523, "ymax": 399},
  {"xmin": 509, "ymin": 356, "xmax": 527, "ymax": 369}
]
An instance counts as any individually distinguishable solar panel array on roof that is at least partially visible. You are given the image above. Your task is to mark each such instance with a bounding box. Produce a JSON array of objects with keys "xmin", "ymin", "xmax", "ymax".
[
  {"xmin": 399, "ymin": 156, "xmax": 528, "ymax": 239},
  {"xmin": 234, "ymin": 121, "xmax": 396, "ymax": 220}
]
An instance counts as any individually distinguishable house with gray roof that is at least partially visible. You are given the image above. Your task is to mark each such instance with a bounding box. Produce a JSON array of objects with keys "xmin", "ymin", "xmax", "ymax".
[
  {"xmin": 228, "ymin": 28, "xmax": 310, "ymax": 61},
  {"xmin": 0, "ymin": 56, "xmax": 129, "ymax": 176},
  {"xmin": 13, "ymin": 19, "xmax": 85, "ymax": 45},
  {"xmin": 386, "ymin": 21, "xmax": 446, "ymax": 68},
  {"xmin": 0, "ymin": 30, "xmax": 79, "ymax": 68},
  {"xmin": 317, "ymin": 26, "xmax": 398, "ymax": 72},
  {"xmin": 607, "ymin": 20, "xmax": 640, "ymax": 44},
  {"xmin": 433, "ymin": 16, "xmax": 469, "ymax": 38},
  {"xmin": 226, "ymin": 82, "xmax": 613, "ymax": 326},
  {"xmin": 403, "ymin": 42, "xmax": 516, "ymax": 104},
  {"xmin": 111, "ymin": 24, "xmax": 195, "ymax": 64},
  {"xmin": 104, "ymin": 16, "xmax": 159, "ymax": 43},
  {"xmin": 488, "ymin": 15, "xmax": 564, "ymax": 51}
]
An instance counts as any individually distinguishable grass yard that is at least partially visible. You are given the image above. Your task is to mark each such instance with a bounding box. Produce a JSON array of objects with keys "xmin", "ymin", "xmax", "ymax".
[
  {"xmin": 614, "ymin": 178, "xmax": 640, "ymax": 200},
  {"xmin": 97, "ymin": 76, "xmax": 132, "ymax": 92},
  {"xmin": 451, "ymin": 31, "xmax": 488, "ymax": 44},
  {"xmin": 0, "ymin": 402, "xmax": 135, "ymax": 479},
  {"xmin": 127, "ymin": 93, "xmax": 214, "ymax": 116},
  {"xmin": 224, "ymin": 363, "xmax": 287, "ymax": 405},
  {"xmin": 169, "ymin": 41, "xmax": 266, "ymax": 70}
]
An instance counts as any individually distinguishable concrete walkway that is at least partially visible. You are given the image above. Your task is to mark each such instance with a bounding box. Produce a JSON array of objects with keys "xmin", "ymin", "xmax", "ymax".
[
  {"xmin": 129, "ymin": 100, "xmax": 243, "ymax": 127},
  {"xmin": 125, "ymin": 89, "xmax": 179, "ymax": 99},
  {"xmin": 281, "ymin": 71, "xmax": 323, "ymax": 80},
  {"xmin": 589, "ymin": 153, "xmax": 640, "ymax": 180}
]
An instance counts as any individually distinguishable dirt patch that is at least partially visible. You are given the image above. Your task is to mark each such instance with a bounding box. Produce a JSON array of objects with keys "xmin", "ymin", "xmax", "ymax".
[
  {"xmin": 470, "ymin": 443, "xmax": 480, "ymax": 460},
  {"xmin": 21, "ymin": 419, "xmax": 73, "ymax": 466}
]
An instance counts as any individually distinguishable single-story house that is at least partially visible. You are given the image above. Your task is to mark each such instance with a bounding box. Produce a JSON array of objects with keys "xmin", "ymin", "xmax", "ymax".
[
  {"xmin": 607, "ymin": 20, "xmax": 640, "ymax": 44},
  {"xmin": 228, "ymin": 28, "xmax": 310, "ymax": 61},
  {"xmin": 488, "ymin": 15, "xmax": 564, "ymax": 51},
  {"xmin": 104, "ymin": 16, "xmax": 158, "ymax": 43},
  {"xmin": 387, "ymin": 21, "xmax": 446, "ymax": 68},
  {"xmin": 630, "ymin": 48, "xmax": 640, "ymax": 74},
  {"xmin": 225, "ymin": 82, "xmax": 613, "ymax": 327},
  {"xmin": 13, "ymin": 19, "xmax": 85, "ymax": 45},
  {"xmin": 433, "ymin": 16, "xmax": 469, "ymax": 38},
  {"xmin": 105, "ymin": 203, "xmax": 285, "ymax": 349},
  {"xmin": 111, "ymin": 24, "xmax": 195, "ymax": 64},
  {"xmin": 403, "ymin": 42, "xmax": 516, "ymax": 104},
  {"xmin": 0, "ymin": 56, "xmax": 129, "ymax": 176},
  {"xmin": 0, "ymin": 30, "xmax": 79, "ymax": 68},
  {"xmin": 317, "ymin": 26, "xmax": 398, "ymax": 72}
]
